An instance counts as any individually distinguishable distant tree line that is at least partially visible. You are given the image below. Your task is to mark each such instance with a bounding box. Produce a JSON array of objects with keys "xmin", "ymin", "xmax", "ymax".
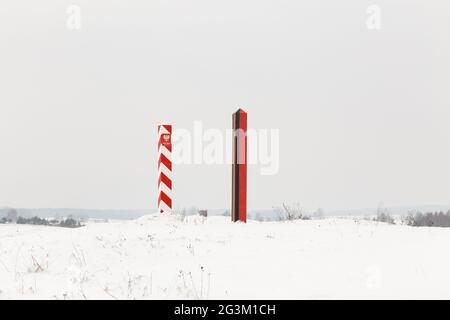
[
  {"xmin": 0, "ymin": 215, "xmax": 83, "ymax": 228},
  {"xmin": 403, "ymin": 211, "xmax": 450, "ymax": 228}
]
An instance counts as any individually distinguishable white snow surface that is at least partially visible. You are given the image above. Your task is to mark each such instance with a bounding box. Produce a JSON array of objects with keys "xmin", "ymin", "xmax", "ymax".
[{"xmin": 1, "ymin": 214, "xmax": 449, "ymax": 300}]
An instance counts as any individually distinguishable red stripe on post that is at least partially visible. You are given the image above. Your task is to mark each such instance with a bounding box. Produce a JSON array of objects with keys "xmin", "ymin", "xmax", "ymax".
[
  {"xmin": 158, "ymin": 190, "xmax": 172, "ymax": 208},
  {"xmin": 158, "ymin": 171, "xmax": 172, "ymax": 189},
  {"xmin": 158, "ymin": 153, "xmax": 172, "ymax": 171},
  {"xmin": 232, "ymin": 109, "xmax": 247, "ymax": 223}
]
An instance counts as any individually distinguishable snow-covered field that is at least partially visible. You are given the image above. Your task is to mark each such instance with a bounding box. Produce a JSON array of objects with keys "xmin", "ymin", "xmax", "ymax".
[{"xmin": 1, "ymin": 214, "xmax": 449, "ymax": 300}]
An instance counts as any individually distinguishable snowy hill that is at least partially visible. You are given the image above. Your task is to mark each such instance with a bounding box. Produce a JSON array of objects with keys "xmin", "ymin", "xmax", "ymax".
[{"xmin": 1, "ymin": 214, "xmax": 449, "ymax": 299}]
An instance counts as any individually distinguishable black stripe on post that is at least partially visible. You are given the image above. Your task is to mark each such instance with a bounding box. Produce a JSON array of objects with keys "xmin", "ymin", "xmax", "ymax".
[
  {"xmin": 232, "ymin": 113, "xmax": 235, "ymax": 222},
  {"xmin": 233, "ymin": 111, "xmax": 240, "ymax": 222}
]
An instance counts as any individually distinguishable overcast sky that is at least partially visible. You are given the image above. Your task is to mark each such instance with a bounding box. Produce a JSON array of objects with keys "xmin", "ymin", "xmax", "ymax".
[{"xmin": 0, "ymin": 1, "xmax": 449, "ymax": 212}]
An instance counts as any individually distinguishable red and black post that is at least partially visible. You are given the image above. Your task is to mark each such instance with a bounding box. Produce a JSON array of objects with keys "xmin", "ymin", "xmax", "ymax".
[{"xmin": 232, "ymin": 109, "xmax": 247, "ymax": 223}]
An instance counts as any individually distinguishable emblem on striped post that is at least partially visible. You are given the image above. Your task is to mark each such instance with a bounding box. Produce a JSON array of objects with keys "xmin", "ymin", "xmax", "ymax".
[
  {"xmin": 232, "ymin": 109, "xmax": 247, "ymax": 223},
  {"xmin": 158, "ymin": 124, "xmax": 172, "ymax": 214}
]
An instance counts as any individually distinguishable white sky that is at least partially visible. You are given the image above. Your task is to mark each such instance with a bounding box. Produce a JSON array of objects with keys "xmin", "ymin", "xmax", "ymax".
[{"xmin": 0, "ymin": 1, "xmax": 449, "ymax": 211}]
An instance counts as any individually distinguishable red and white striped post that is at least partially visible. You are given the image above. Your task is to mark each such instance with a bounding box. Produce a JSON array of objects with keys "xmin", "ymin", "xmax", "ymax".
[
  {"xmin": 158, "ymin": 124, "xmax": 172, "ymax": 214},
  {"xmin": 232, "ymin": 109, "xmax": 247, "ymax": 223}
]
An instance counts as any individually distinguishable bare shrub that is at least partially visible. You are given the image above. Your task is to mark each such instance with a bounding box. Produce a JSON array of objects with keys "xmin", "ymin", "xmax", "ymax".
[
  {"xmin": 174, "ymin": 208, "xmax": 187, "ymax": 222},
  {"xmin": 274, "ymin": 203, "xmax": 310, "ymax": 221},
  {"xmin": 373, "ymin": 203, "xmax": 395, "ymax": 224},
  {"xmin": 373, "ymin": 212, "xmax": 395, "ymax": 224}
]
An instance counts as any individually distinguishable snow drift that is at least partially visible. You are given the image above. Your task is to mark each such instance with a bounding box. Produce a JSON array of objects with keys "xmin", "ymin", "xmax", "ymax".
[{"xmin": 0, "ymin": 214, "xmax": 449, "ymax": 299}]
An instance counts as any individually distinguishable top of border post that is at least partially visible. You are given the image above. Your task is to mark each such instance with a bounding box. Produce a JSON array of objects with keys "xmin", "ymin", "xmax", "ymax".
[
  {"xmin": 158, "ymin": 124, "xmax": 172, "ymax": 134},
  {"xmin": 234, "ymin": 108, "xmax": 247, "ymax": 115}
]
